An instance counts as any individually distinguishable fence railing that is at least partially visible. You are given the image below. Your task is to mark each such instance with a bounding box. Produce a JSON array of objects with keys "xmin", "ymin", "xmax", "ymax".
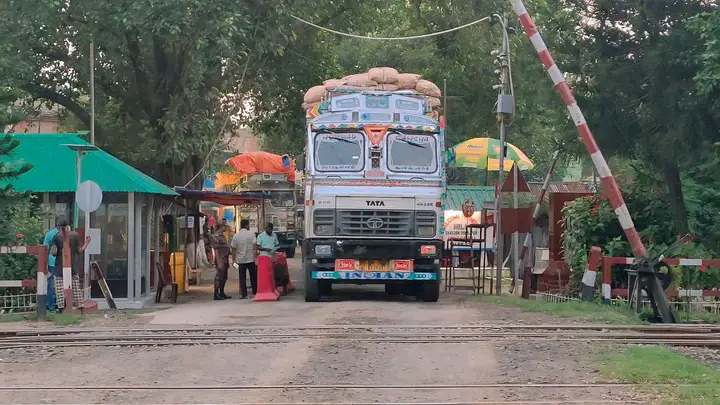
[
  {"xmin": 536, "ymin": 292, "xmax": 720, "ymax": 315},
  {"xmin": 0, "ymin": 293, "xmax": 36, "ymax": 313},
  {"xmin": 537, "ymin": 292, "xmax": 579, "ymax": 304}
]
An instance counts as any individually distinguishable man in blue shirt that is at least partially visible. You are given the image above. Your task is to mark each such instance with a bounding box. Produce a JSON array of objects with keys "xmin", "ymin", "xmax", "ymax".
[
  {"xmin": 42, "ymin": 218, "xmax": 66, "ymax": 312},
  {"xmin": 256, "ymin": 223, "xmax": 279, "ymax": 257}
]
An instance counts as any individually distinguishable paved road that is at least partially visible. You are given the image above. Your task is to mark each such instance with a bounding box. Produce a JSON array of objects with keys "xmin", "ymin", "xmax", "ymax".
[{"xmin": 0, "ymin": 257, "xmax": 643, "ymax": 404}]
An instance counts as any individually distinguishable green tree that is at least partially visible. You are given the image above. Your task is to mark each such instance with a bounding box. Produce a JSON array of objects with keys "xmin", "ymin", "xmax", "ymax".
[
  {"xmin": 0, "ymin": 0, "xmax": 290, "ymax": 185},
  {"xmin": 561, "ymin": 0, "xmax": 718, "ymax": 235}
]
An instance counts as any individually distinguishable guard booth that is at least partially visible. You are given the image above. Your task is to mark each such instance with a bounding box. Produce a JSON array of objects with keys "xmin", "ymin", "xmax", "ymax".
[
  {"xmin": 0, "ymin": 133, "xmax": 179, "ymax": 309},
  {"xmin": 171, "ymin": 187, "xmax": 266, "ymax": 288}
]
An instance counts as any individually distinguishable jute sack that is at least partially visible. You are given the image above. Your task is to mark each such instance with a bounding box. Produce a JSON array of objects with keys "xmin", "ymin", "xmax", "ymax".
[
  {"xmin": 304, "ymin": 85, "xmax": 327, "ymax": 104},
  {"xmin": 375, "ymin": 83, "xmax": 400, "ymax": 91},
  {"xmin": 397, "ymin": 73, "xmax": 421, "ymax": 90},
  {"xmin": 343, "ymin": 73, "xmax": 378, "ymax": 87},
  {"xmin": 323, "ymin": 79, "xmax": 346, "ymax": 90},
  {"xmin": 368, "ymin": 67, "xmax": 399, "ymax": 84},
  {"xmin": 415, "ymin": 79, "xmax": 441, "ymax": 97},
  {"xmin": 427, "ymin": 97, "xmax": 441, "ymax": 108}
]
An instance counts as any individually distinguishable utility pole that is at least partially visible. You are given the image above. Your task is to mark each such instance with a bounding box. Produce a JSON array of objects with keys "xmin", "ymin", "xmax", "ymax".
[
  {"xmin": 493, "ymin": 14, "xmax": 514, "ymax": 295},
  {"xmin": 90, "ymin": 40, "xmax": 95, "ymax": 145}
]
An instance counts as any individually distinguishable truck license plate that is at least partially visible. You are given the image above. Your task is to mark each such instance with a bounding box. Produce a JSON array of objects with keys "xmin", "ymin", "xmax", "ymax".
[
  {"xmin": 391, "ymin": 259, "xmax": 413, "ymax": 272},
  {"xmin": 360, "ymin": 260, "xmax": 388, "ymax": 272}
]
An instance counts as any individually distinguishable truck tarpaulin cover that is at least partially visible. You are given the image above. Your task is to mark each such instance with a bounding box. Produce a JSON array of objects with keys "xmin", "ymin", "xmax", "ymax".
[{"xmin": 216, "ymin": 152, "xmax": 295, "ymax": 187}]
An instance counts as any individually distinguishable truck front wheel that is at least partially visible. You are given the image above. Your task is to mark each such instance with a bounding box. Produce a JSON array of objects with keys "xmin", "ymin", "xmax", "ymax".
[
  {"xmin": 420, "ymin": 267, "xmax": 441, "ymax": 302},
  {"xmin": 304, "ymin": 259, "xmax": 320, "ymax": 302},
  {"xmin": 421, "ymin": 281, "xmax": 440, "ymax": 302}
]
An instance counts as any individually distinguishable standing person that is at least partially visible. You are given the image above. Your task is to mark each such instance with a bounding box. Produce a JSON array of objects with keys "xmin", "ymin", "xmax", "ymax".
[
  {"xmin": 231, "ymin": 219, "xmax": 257, "ymax": 299},
  {"xmin": 52, "ymin": 223, "xmax": 90, "ymax": 310},
  {"xmin": 42, "ymin": 218, "xmax": 65, "ymax": 312},
  {"xmin": 209, "ymin": 221, "xmax": 231, "ymax": 300},
  {"xmin": 256, "ymin": 222, "xmax": 279, "ymax": 258}
]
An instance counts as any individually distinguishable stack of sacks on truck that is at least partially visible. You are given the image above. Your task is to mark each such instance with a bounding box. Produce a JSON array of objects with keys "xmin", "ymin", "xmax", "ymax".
[{"xmin": 302, "ymin": 67, "xmax": 442, "ymax": 111}]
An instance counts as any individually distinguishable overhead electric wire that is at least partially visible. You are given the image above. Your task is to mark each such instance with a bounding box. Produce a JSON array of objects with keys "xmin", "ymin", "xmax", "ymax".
[{"xmin": 290, "ymin": 15, "xmax": 492, "ymax": 41}]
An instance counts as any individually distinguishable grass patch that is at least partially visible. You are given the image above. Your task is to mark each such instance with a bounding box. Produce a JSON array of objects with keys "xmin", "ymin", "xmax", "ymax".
[
  {"xmin": 676, "ymin": 311, "xmax": 720, "ymax": 324},
  {"xmin": 0, "ymin": 312, "xmax": 29, "ymax": 323},
  {"xmin": 477, "ymin": 295, "xmax": 644, "ymax": 324},
  {"xmin": 598, "ymin": 346, "xmax": 720, "ymax": 404},
  {"xmin": 0, "ymin": 311, "xmax": 84, "ymax": 326}
]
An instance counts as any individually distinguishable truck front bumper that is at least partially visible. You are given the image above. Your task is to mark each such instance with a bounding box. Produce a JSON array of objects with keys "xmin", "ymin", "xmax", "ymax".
[{"xmin": 303, "ymin": 238, "xmax": 442, "ymax": 277}]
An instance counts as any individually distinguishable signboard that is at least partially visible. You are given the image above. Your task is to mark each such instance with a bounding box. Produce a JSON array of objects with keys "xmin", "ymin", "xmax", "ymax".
[
  {"xmin": 312, "ymin": 271, "xmax": 437, "ymax": 281},
  {"xmin": 86, "ymin": 228, "xmax": 101, "ymax": 255},
  {"xmin": 76, "ymin": 180, "xmax": 103, "ymax": 212}
]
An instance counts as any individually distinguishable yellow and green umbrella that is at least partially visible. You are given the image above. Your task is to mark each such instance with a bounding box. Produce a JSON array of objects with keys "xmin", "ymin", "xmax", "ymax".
[{"xmin": 447, "ymin": 137, "xmax": 534, "ymax": 171}]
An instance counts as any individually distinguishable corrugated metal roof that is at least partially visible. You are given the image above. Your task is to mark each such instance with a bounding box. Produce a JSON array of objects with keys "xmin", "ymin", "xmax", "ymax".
[
  {"xmin": 444, "ymin": 185, "xmax": 495, "ymax": 210},
  {"xmin": 1, "ymin": 133, "xmax": 177, "ymax": 195},
  {"xmin": 527, "ymin": 182, "xmax": 593, "ymax": 200}
]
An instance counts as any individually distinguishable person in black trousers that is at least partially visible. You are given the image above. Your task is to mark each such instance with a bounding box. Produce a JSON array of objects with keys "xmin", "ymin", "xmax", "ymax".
[{"xmin": 230, "ymin": 219, "xmax": 257, "ymax": 298}]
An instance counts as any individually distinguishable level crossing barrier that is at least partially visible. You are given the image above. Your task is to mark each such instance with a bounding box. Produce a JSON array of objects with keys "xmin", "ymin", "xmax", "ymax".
[
  {"xmin": 0, "ymin": 245, "xmax": 48, "ymax": 320},
  {"xmin": 601, "ymin": 255, "xmax": 720, "ymax": 303}
]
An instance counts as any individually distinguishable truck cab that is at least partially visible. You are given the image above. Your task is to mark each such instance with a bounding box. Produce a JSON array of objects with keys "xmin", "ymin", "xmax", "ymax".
[{"xmin": 302, "ymin": 90, "xmax": 445, "ymax": 302}]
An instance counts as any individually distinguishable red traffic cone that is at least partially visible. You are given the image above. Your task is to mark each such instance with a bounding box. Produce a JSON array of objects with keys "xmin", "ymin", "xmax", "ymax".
[{"xmin": 253, "ymin": 255, "xmax": 279, "ymax": 302}]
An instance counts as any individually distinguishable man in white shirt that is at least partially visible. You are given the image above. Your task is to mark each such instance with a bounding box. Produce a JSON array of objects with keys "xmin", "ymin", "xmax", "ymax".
[{"xmin": 230, "ymin": 219, "xmax": 257, "ymax": 298}]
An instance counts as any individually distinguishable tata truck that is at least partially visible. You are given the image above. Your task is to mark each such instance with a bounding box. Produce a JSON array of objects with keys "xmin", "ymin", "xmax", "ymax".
[{"xmin": 301, "ymin": 89, "xmax": 445, "ymax": 301}]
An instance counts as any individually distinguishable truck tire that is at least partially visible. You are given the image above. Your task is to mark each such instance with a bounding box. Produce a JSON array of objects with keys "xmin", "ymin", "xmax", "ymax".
[
  {"xmin": 319, "ymin": 280, "xmax": 332, "ymax": 296},
  {"xmin": 385, "ymin": 283, "xmax": 402, "ymax": 296},
  {"xmin": 304, "ymin": 259, "xmax": 320, "ymax": 302},
  {"xmin": 421, "ymin": 267, "xmax": 441, "ymax": 302},
  {"xmin": 421, "ymin": 281, "xmax": 440, "ymax": 302}
]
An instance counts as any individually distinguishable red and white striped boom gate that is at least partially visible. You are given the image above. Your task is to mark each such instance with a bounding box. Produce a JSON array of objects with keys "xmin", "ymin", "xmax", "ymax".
[
  {"xmin": 601, "ymin": 256, "xmax": 720, "ymax": 302},
  {"xmin": 0, "ymin": 245, "xmax": 48, "ymax": 320},
  {"xmin": 509, "ymin": 0, "xmax": 677, "ymax": 322}
]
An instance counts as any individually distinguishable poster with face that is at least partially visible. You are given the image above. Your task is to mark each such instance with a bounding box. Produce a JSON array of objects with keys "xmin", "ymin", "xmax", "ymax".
[
  {"xmin": 461, "ymin": 199, "xmax": 475, "ymax": 218},
  {"xmin": 443, "ymin": 206, "xmax": 494, "ymax": 245}
]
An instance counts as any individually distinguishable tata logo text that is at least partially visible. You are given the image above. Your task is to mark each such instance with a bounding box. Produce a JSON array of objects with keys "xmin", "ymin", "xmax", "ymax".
[
  {"xmin": 366, "ymin": 217, "xmax": 384, "ymax": 229},
  {"xmin": 366, "ymin": 200, "xmax": 385, "ymax": 207}
]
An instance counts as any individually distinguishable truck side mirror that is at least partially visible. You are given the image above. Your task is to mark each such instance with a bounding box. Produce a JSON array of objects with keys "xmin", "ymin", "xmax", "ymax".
[{"xmin": 296, "ymin": 153, "xmax": 306, "ymax": 171}]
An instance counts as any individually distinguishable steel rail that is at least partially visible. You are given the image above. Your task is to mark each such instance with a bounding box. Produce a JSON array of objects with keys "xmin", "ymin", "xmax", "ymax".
[
  {"xmin": 2, "ymin": 323, "xmax": 718, "ymax": 336},
  {"xmin": 0, "ymin": 382, "xmax": 692, "ymax": 390},
  {"xmin": 2, "ymin": 338, "xmax": 719, "ymax": 349},
  {"xmin": 2, "ymin": 331, "xmax": 719, "ymax": 343}
]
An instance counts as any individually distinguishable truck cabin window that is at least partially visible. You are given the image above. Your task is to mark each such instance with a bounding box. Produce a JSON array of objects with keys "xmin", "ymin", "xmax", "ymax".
[
  {"xmin": 387, "ymin": 132, "xmax": 437, "ymax": 173},
  {"xmin": 314, "ymin": 132, "xmax": 364, "ymax": 172}
]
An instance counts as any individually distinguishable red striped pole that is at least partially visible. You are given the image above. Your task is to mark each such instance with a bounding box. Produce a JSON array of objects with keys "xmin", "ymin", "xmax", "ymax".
[
  {"xmin": 28, "ymin": 246, "xmax": 48, "ymax": 320},
  {"xmin": 601, "ymin": 256, "xmax": 612, "ymax": 303},
  {"xmin": 509, "ymin": 0, "xmax": 647, "ymax": 259},
  {"xmin": 61, "ymin": 231, "xmax": 73, "ymax": 311}
]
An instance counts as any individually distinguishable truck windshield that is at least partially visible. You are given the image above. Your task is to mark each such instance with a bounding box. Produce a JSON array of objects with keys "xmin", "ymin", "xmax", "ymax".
[
  {"xmin": 314, "ymin": 132, "xmax": 364, "ymax": 172},
  {"xmin": 269, "ymin": 191, "xmax": 295, "ymax": 208},
  {"xmin": 387, "ymin": 132, "xmax": 437, "ymax": 173}
]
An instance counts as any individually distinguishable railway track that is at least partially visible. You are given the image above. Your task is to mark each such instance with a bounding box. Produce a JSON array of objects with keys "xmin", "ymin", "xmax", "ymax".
[{"xmin": 1, "ymin": 324, "xmax": 719, "ymax": 348}]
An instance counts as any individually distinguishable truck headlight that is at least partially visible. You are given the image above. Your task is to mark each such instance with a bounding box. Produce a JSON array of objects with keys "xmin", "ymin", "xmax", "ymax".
[
  {"xmin": 416, "ymin": 225, "xmax": 435, "ymax": 237},
  {"xmin": 314, "ymin": 245, "xmax": 332, "ymax": 257},
  {"xmin": 314, "ymin": 224, "xmax": 333, "ymax": 235}
]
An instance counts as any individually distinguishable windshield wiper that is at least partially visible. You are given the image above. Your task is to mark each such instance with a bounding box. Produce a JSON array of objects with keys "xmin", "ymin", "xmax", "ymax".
[
  {"xmin": 327, "ymin": 136, "xmax": 355, "ymax": 144},
  {"xmin": 397, "ymin": 138, "xmax": 427, "ymax": 148}
]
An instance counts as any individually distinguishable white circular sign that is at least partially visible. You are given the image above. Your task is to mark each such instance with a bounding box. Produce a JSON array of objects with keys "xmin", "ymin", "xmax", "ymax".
[{"xmin": 76, "ymin": 180, "xmax": 103, "ymax": 212}]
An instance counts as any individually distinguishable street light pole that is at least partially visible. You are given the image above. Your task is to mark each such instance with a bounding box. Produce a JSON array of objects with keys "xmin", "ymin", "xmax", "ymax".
[
  {"xmin": 493, "ymin": 14, "xmax": 514, "ymax": 295},
  {"xmin": 65, "ymin": 144, "xmax": 99, "ymax": 300},
  {"xmin": 90, "ymin": 40, "xmax": 95, "ymax": 145}
]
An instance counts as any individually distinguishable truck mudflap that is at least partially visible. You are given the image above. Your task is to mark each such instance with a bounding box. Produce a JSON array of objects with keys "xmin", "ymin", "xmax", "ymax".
[{"xmin": 312, "ymin": 271, "xmax": 438, "ymax": 281}]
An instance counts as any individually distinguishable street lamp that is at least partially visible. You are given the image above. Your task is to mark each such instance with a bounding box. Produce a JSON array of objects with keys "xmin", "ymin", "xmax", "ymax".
[{"xmin": 64, "ymin": 143, "xmax": 99, "ymax": 301}]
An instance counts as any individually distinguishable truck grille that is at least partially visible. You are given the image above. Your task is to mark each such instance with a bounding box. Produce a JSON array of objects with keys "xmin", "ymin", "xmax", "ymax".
[{"xmin": 337, "ymin": 210, "xmax": 413, "ymax": 237}]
